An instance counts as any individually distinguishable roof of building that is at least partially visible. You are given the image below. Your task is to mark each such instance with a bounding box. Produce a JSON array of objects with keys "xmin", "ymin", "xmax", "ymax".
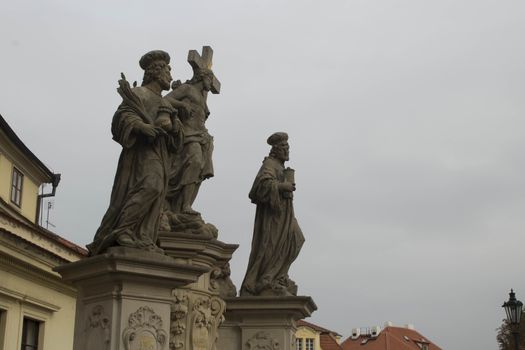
[
  {"xmin": 0, "ymin": 113, "xmax": 55, "ymax": 182},
  {"xmin": 0, "ymin": 196, "xmax": 88, "ymax": 257},
  {"xmin": 341, "ymin": 326, "xmax": 442, "ymax": 350},
  {"xmin": 320, "ymin": 333, "xmax": 343, "ymax": 350},
  {"xmin": 297, "ymin": 319, "xmax": 342, "ymax": 337}
]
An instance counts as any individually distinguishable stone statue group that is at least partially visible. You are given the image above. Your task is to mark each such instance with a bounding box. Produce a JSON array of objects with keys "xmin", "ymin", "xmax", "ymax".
[{"xmin": 87, "ymin": 48, "xmax": 304, "ymax": 297}]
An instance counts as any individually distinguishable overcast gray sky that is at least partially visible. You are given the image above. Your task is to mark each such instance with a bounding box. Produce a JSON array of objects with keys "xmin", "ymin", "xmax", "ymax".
[{"xmin": 2, "ymin": 1, "xmax": 525, "ymax": 349}]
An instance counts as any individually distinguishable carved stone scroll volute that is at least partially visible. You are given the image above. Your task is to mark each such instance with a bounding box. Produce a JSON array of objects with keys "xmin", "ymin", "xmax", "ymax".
[
  {"xmin": 191, "ymin": 297, "xmax": 212, "ymax": 350},
  {"xmin": 122, "ymin": 306, "xmax": 167, "ymax": 350},
  {"xmin": 209, "ymin": 296, "xmax": 226, "ymax": 350}
]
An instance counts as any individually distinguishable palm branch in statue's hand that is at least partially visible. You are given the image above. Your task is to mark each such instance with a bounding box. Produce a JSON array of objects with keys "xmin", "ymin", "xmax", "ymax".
[{"xmin": 117, "ymin": 73, "xmax": 153, "ymax": 125}]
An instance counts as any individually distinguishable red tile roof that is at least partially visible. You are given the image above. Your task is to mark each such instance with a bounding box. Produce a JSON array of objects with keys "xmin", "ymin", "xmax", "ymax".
[
  {"xmin": 341, "ymin": 327, "xmax": 442, "ymax": 350},
  {"xmin": 320, "ymin": 333, "xmax": 343, "ymax": 350}
]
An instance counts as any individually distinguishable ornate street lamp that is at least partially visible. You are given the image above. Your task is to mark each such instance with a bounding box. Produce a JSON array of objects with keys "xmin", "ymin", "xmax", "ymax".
[{"xmin": 503, "ymin": 289, "xmax": 523, "ymax": 350}]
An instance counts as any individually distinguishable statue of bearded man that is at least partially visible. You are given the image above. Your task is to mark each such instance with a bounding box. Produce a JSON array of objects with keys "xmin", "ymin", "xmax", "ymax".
[
  {"xmin": 240, "ymin": 132, "xmax": 305, "ymax": 296},
  {"xmin": 88, "ymin": 50, "xmax": 181, "ymax": 255}
]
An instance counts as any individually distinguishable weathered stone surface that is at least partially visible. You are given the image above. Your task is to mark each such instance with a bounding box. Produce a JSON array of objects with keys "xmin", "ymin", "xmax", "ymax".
[
  {"xmin": 55, "ymin": 247, "xmax": 209, "ymax": 350},
  {"xmin": 123, "ymin": 306, "xmax": 168, "ymax": 350},
  {"xmin": 210, "ymin": 263, "xmax": 237, "ymax": 299},
  {"xmin": 241, "ymin": 132, "xmax": 304, "ymax": 296},
  {"xmin": 157, "ymin": 231, "xmax": 237, "ymax": 350},
  {"xmin": 218, "ymin": 296, "xmax": 317, "ymax": 350}
]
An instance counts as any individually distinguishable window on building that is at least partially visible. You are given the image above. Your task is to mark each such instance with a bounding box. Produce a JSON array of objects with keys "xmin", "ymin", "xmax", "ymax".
[
  {"xmin": 0, "ymin": 309, "xmax": 6, "ymax": 350},
  {"xmin": 21, "ymin": 318, "xmax": 41, "ymax": 350},
  {"xmin": 11, "ymin": 167, "xmax": 23, "ymax": 207},
  {"xmin": 296, "ymin": 337, "xmax": 303, "ymax": 350},
  {"xmin": 305, "ymin": 338, "xmax": 314, "ymax": 350}
]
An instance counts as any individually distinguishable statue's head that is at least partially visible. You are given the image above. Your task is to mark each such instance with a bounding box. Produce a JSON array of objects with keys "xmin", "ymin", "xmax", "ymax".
[
  {"xmin": 139, "ymin": 50, "xmax": 172, "ymax": 90},
  {"xmin": 267, "ymin": 132, "xmax": 289, "ymax": 162},
  {"xmin": 190, "ymin": 67, "xmax": 214, "ymax": 91}
]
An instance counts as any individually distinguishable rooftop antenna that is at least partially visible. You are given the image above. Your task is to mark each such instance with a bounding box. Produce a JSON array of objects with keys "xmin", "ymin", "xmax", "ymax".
[
  {"xmin": 46, "ymin": 201, "xmax": 55, "ymax": 229},
  {"xmin": 39, "ymin": 184, "xmax": 45, "ymax": 226}
]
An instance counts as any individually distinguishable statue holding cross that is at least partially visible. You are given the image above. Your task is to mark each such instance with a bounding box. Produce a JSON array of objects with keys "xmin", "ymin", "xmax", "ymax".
[{"xmin": 162, "ymin": 46, "xmax": 221, "ymax": 235}]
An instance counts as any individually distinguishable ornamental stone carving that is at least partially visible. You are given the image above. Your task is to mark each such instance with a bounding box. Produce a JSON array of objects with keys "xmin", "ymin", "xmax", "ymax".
[
  {"xmin": 84, "ymin": 305, "xmax": 110, "ymax": 350},
  {"xmin": 170, "ymin": 290, "xmax": 189, "ymax": 350},
  {"xmin": 209, "ymin": 263, "xmax": 237, "ymax": 298},
  {"xmin": 123, "ymin": 306, "xmax": 167, "ymax": 350},
  {"xmin": 169, "ymin": 290, "xmax": 225, "ymax": 350},
  {"xmin": 191, "ymin": 297, "xmax": 212, "ymax": 350},
  {"xmin": 245, "ymin": 331, "xmax": 280, "ymax": 350}
]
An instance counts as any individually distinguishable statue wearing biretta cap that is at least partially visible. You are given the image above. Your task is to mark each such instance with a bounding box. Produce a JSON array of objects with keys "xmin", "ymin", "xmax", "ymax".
[
  {"xmin": 88, "ymin": 49, "xmax": 181, "ymax": 255},
  {"xmin": 240, "ymin": 132, "xmax": 305, "ymax": 296},
  {"xmin": 266, "ymin": 131, "xmax": 288, "ymax": 146}
]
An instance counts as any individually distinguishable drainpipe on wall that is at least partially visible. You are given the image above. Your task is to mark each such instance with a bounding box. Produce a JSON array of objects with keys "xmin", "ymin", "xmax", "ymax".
[{"xmin": 35, "ymin": 173, "xmax": 61, "ymax": 226}]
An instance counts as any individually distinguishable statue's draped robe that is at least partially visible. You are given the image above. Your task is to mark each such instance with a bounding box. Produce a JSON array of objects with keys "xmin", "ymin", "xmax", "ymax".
[
  {"xmin": 87, "ymin": 87, "xmax": 174, "ymax": 255},
  {"xmin": 241, "ymin": 156, "xmax": 304, "ymax": 295}
]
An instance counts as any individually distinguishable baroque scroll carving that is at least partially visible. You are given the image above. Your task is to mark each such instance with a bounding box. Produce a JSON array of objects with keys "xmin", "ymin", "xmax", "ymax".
[
  {"xmin": 169, "ymin": 290, "xmax": 226, "ymax": 350},
  {"xmin": 123, "ymin": 306, "xmax": 167, "ymax": 350},
  {"xmin": 170, "ymin": 290, "xmax": 189, "ymax": 350},
  {"xmin": 245, "ymin": 332, "xmax": 280, "ymax": 350}
]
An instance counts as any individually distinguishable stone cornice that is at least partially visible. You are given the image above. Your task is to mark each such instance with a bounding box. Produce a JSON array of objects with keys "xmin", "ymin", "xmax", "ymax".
[
  {"xmin": 224, "ymin": 296, "xmax": 318, "ymax": 320},
  {"xmin": 0, "ymin": 286, "xmax": 61, "ymax": 312},
  {"xmin": 158, "ymin": 231, "xmax": 238, "ymax": 268},
  {"xmin": 55, "ymin": 246, "xmax": 210, "ymax": 289},
  {"xmin": 0, "ymin": 249, "xmax": 77, "ymax": 297}
]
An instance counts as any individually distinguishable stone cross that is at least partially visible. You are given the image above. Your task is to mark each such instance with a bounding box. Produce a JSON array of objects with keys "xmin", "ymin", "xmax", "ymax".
[{"xmin": 188, "ymin": 46, "xmax": 221, "ymax": 94}]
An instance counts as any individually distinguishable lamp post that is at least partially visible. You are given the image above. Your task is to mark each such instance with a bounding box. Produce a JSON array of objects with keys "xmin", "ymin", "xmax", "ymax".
[{"xmin": 503, "ymin": 289, "xmax": 523, "ymax": 350}]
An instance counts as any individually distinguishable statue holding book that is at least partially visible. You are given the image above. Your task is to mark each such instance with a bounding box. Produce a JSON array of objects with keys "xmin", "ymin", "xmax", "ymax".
[{"xmin": 240, "ymin": 132, "xmax": 305, "ymax": 296}]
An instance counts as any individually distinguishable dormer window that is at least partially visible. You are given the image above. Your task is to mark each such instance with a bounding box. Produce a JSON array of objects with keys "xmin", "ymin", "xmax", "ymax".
[
  {"xmin": 305, "ymin": 338, "xmax": 314, "ymax": 350},
  {"xmin": 11, "ymin": 167, "xmax": 23, "ymax": 207}
]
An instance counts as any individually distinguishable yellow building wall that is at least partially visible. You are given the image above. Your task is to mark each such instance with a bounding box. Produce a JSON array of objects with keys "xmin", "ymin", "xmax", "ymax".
[
  {"xmin": 0, "ymin": 263, "xmax": 77, "ymax": 350},
  {"xmin": 20, "ymin": 178, "xmax": 38, "ymax": 223},
  {"xmin": 0, "ymin": 154, "xmax": 11, "ymax": 202},
  {"xmin": 296, "ymin": 326, "xmax": 321, "ymax": 350},
  {"xmin": 0, "ymin": 153, "xmax": 40, "ymax": 223}
]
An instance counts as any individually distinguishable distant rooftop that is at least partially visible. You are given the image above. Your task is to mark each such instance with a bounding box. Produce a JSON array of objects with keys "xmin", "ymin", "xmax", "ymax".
[
  {"xmin": 342, "ymin": 323, "xmax": 442, "ymax": 350},
  {"xmin": 297, "ymin": 319, "xmax": 342, "ymax": 337}
]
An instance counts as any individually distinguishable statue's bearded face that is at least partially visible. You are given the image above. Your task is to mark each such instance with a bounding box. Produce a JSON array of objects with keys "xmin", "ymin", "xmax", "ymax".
[
  {"xmin": 158, "ymin": 63, "xmax": 173, "ymax": 90},
  {"xmin": 142, "ymin": 60, "xmax": 172, "ymax": 90},
  {"xmin": 195, "ymin": 68, "xmax": 213, "ymax": 91},
  {"xmin": 273, "ymin": 142, "xmax": 289, "ymax": 162}
]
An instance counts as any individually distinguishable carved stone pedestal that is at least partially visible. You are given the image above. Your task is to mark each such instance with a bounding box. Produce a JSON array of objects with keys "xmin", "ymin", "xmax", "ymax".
[
  {"xmin": 217, "ymin": 296, "xmax": 317, "ymax": 350},
  {"xmin": 55, "ymin": 247, "xmax": 209, "ymax": 350},
  {"xmin": 158, "ymin": 232, "xmax": 238, "ymax": 350}
]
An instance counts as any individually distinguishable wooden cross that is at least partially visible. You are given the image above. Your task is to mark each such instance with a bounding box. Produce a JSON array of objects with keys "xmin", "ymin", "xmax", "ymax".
[{"xmin": 188, "ymin": 46, "xmax": 221, "ymax": 94}]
